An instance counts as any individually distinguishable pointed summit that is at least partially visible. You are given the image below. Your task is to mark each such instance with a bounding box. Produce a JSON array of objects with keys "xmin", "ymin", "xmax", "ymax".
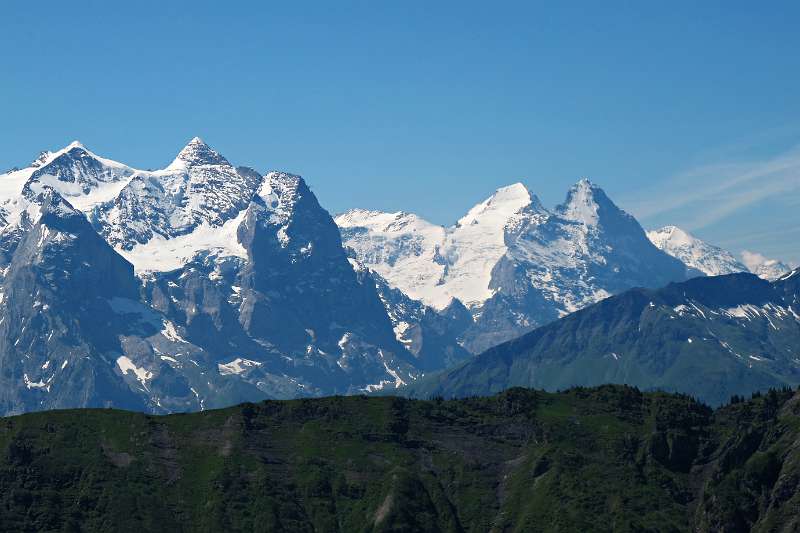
[
  {"xmin": 65, "ymin": 140, "xmax": 85, "ymax": 150},
  {"xmin": 458, "ymin": 182, "xmax": 533, "ymax": 227},
  {"xmin": 167, "ymin": 137, "xmax": 229, "ymax": 170},
  {"xmin": 29, "ymin": 141, "xmax": 87, "ymax": 169},
  {"xmin": 556, "ymin": 178, "xmax": 620, "ymax": 226}
]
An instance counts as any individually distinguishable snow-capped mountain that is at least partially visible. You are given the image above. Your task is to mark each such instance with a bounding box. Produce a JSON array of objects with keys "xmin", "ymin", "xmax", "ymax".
[
  {"xmin": 337, "ymin": 183, "xmax": 535, "ymax": 310},
  {"xmin": 0, "ymin": 141, "xmax": 135, "ymax": 227},
  {"xmin": 741, "ymin": 250, "xmax": 793, "ymax": 281},
  {"xmin": 0, "ymin": 139, "xmax": 458, "ymax": 415},
  {"xmin": 338, "ymin": 179, "xmax": 693, "ymax": 352},
  {"xmin": 0, "ymin": 138, "xmax": 788, "ymax": 415},
  {"xmin": 647, "ymin": 225, "xmax": 747, "ymax": 276}
]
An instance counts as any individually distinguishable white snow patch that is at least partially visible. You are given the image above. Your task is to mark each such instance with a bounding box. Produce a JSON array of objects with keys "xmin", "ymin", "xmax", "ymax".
[
  {"xmin": 217, "ymin": 357, "xmax": 262, "ymax": 376},
  {"xmin": 23, "ymin": 373, "xmax": 48, "ymax": 390},
  {"xmin": 338, "ymin": 333, "xmax": 352, "ymax": 351},
  {"xmin": 392, "ymin": 321, "xmax": 413, "ymax": 344},
  {"xmin": 161, "ymin": 321, "xmax": 189, "ymax": 343},
  {"xmin": 119, "ymin": 209, "xmax": 248, "ymax": 273},
  {"xmin": 116, "ymin": 356, "xmax": 153, "ymax": 390},
  {"xmin": 383, "ymin": 361, "xmax": 406, "ymax": 388}
]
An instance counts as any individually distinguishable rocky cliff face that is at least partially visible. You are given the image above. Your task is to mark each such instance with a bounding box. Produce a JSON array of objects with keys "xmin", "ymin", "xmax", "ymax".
[{"xmin": 0, "ymin": 140, "xmax": 441, "ymax": 414}]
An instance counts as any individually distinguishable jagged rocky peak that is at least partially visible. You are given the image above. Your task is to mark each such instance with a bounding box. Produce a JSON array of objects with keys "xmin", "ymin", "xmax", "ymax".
[
  {"xmin": 167, "ymin": 136, "xmax": 230, "ymax": 170},
  {"xmin": 37, "ymin": 186, "xmax": 80, "ymax": 219},
  {"xmin": 30, "ymin": 150, "xmax": 53, "ymax": 168},
  {"xmin": 22, "ymin": 141, "xmax": 94, "ymax": 172},
  {"xmin": 30, "ymin": 140, "xmax": 132, "ymax": 181},
  {"xmin": 38, "ymin": 141, "xmax": 104, "ymax": 167},
  {"xmin": 556, "ymin": 177, "xmax": 621, "ymax": 226}
]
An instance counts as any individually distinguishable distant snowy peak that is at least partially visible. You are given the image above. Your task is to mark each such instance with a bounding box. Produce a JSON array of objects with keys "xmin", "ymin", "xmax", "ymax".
[
  {"xmin": 0, "ymin": 141, "xmax": 136, "ymax": 230},
  {"xmin": 556, "ymin": 178, "xmax": 601, "ymax": 225},
  {"xmin": 554, "ymin": 178, "xmax": 634, "ymax": 229},
  {"xmin": 336, "ymin": 209, "xmax": 443, "ymax": 236},
  {"xmin": 456, "ymin": 182, "xmax": 538, "ymax": 227},
  {"xmin": 24, "ymin": 143, "xmax": 135, "ymax": 209},
  {"xmin": 340, "ymin": 178, "xmax": 693, "ymax": 350},
  {"xmin": 335, "ymin": 209, "xmax": 447, "ymax": 305},
  {"xmin": 442, "ymin": 183, "xmax": 539, "ymax": 307},
  {"xmin": 647, "ymin": 226, "xmax": 747, "ymax": 277},
  {"xmin": 0, "ymin": 139, "xmax": 318, "ymax": 275},
  {"xmin": 166, "ymin": 137, "xmax": 229, "ymax": 170},
  {"xmin": 741, "ymin": 250, "xmax": 793, "ymax": 281},
  {"xmin": 337, "ymin": 182, "xmax": 540, "ymax": 309},
  {"xmin": 95, "ymin": 138, "xmax": 261, "ymax": 255}
]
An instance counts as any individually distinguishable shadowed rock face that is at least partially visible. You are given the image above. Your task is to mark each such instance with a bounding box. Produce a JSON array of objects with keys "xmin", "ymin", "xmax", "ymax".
[
  {"xmin": 0, "ymin": 190, "xmax": 146, "ymax": 414},
  {"xmin": 0, "ymin": 141, "xmax": 461, "ymax": 415}
]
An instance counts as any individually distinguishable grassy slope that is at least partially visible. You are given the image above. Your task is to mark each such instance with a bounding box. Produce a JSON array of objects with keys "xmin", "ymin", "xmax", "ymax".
[{"xmin": 0, "ymin": 385, "xmax": 798, "ymax": 532}]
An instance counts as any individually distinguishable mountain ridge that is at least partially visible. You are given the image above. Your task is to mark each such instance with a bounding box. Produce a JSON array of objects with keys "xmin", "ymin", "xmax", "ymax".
[
  {"xmin": 0, "ymin": 140, "xmax": 458, "ymax": 414},
  {"xmin": 0, "ymin": 385, "xmax": 798, "ymax": 532},
  {"xmin": 340, "ymin": 178, "xmax": 695, "ymax": 353},
  {"xmin": 399, "ymin": 268, "xmax": 800, "ymax": 405},
  {"xmin": 0, "ymin": 138, "xmax": 793, "ymax": 415}
]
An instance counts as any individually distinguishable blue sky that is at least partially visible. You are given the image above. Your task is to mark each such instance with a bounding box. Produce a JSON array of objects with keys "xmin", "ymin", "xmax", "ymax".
[{"xmin": 1, "ymin": 1, "xmax": 798, "ymax": 263}]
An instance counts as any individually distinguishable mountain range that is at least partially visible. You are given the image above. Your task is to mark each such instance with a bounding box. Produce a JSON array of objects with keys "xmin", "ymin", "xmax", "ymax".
[
  {"xmin": 0, "ymin": 139, "xmax": 436, "ymax": 415},
  {"xmin": 339, "ymin": 180, "xmax": 697, "ymax": 353},
  {"xmin": 0, "ymin": 139, "xmax": 794, "ymax": 415}
]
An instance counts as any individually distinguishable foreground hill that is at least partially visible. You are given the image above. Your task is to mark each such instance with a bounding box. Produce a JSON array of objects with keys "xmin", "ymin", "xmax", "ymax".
[
  {"xmin": 402, "ymin": 269, "xmax": 800, "ymax": 406},
  {"xmin": 0, "ymin": 385, "xmax": 799, "ymax": 531}
]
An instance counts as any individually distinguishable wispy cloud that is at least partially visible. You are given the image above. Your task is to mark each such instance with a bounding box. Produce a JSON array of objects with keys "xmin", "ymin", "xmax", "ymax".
[{"xmin": 629, "ymin": 144, "xmax": 800, "ymax": 231}]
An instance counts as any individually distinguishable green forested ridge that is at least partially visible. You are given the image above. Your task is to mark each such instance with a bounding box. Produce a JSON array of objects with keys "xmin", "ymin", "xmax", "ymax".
[{"xmin": 0, "ymin": 385, "xmax": 799, "ymax": 532}]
